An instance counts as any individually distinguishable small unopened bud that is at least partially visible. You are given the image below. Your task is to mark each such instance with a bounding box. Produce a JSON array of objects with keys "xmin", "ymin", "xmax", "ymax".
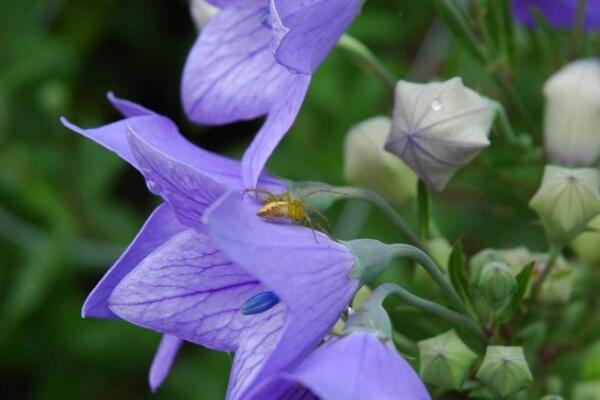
[
  {"xmin": 543, "ymin": 58, "xmax": 600, "ymax": 166},
  {"xmin": 572, "ymin": 215, "xmax": 600, "ymax": 267},
  {"xmin": 529, "ymin": 166, "xmax": 600, "ymax": 244},
  {"xmin": 417, "ymin": 330, "xmax": 478, "ymax": 391},
  {"xmin": 385, "ymin": 77, "xmax": 495, "ymax": 191},
  {"xmin": 344, "ymin": 116, "xmax": 417, "ymax": 205},
  {"xmin": 477, "ymin": 261, "xmax": 517, "ymax": 309},
  {"xmin": 469, "ymin": 249, "xmax": 507, "ymax": 285},
  {"xmin": 476, "ymin": 346, "xmax": 533, "ymax": 398},
  {"xmin": 191, "ymin": 0, "xmax": 218, "ymax": 30},
  {"xmin": 536, "ymin": 257, "xmax": 577, "ymax": 304}
]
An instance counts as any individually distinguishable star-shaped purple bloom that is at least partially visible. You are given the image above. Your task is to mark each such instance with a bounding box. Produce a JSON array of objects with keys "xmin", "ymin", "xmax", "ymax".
[
  {"xmin": 61, "ymin": 95, "xmax": 359, "ymax": 399},
  {"xmin": 512, "ymin": 0, "xmax": 600, "ymax": 30},
  {"xmin": 250, "ymin": 331, "xmax": 431, "ymax": 400},
  {"xmin": 181, "ymin": 0, "xmax": 361, "ymax": 189}
]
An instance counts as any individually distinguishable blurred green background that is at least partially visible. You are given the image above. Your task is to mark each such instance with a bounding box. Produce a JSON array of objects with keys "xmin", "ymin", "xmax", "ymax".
[{"xmin": 0, "ymin": 0, "xmax": 598, "ymax": 399}]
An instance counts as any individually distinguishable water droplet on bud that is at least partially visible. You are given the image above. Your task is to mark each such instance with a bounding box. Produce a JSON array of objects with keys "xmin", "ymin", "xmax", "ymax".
[{"xmin": 431, "ymin": 98, "xmax": 443, "ymax": 111}]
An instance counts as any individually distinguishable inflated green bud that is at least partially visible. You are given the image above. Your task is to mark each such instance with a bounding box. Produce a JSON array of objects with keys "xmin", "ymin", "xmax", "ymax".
[
  {"xmin": 573, "ymin": 381, "xmax": 600, "ymax": 400},
  {"xmin": 529, "ymin": 166, "xmax": 600, "ymax": 245},
  {"xmin": 539, "ymin": 396, "xmax": 564, "ymax": 400},
  {"xmin": 417, "ymin": 330, "xmax": 478, "ymax": 391},
  {"xmin": 572, "ymin": 215, "xmax": 600, "ymax": 267},
  {"xmin": 477, "ymin": 262, "xmax": 517, "ymax": 309},
  {"xmin": 476, "ymin": 346, "xmax": 533, "ymax": 398},
  {"xmin": 469, "ymin": 249, "xmax": 506, "ymax": 285},
  {"xmin": 344, "ymin": 116, "xmax": 417, "ymax": 205}
]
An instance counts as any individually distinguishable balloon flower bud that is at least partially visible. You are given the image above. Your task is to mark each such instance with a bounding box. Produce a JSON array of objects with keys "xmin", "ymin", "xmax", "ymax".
[
  {"xmin": 543, "ymin": 58, "xmax": 600, "ymax": 166},
  {"xmin": 344, "ymin": 116, "xmax": 417, "ymax": 205},
  {"xmin": 476, "ymin": 346, "xmax": 533, "ymax": 398},
  {"xmin": 469, "ymin": 248, "xmax": 507, "ymax": 286},
  {"xmin": 417, "ymin": 330, "xmax": 478, "ymax": 391},
  {"xmin": 572, "ymin": 215, "xmax": 600, "ymax": 267},
  {"xmin": 529, "ymin": 166, "xmax": 600, "ymax": 245},
  {"xmin": 385, "ymin": 77, "xmax": 495, "ymax": 191},
  {"xmin": 190, "ymin": 0, "xmax": 218, "ymax": 30},
  {"xmin": 477, "ymin": 261, "xmax": 517, "ymax": 309}
]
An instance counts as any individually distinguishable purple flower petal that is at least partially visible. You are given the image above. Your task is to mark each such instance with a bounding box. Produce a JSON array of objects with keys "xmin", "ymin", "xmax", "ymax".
[
  {"xmin": 204, "ymin": 191, "xmax": 358, "ymax": 399},
  {"xmin": 126, "ymin": 130, "xmax": 228, "ymax": 230},
  {"xmin": 108, "ymin": 226, "xmax": 290, "ymax": 399},
  {"xmin": 61, "ymin": 115, "xmax": 244, "ymax": 188},
  {"xmin": 270, "ymin": 0, "xmax": 361, "ymax": 74},
  {"xmin": 149, "ymin": 334, "xmax": 184, "ymax": 392},
  {"xmin": 273, "ymin": 332, "xmax": 431, "ymax": 400},
  {"xmin": 107, "ymin": 92, "xmax": 156, "ymax": 117},
  {"xmin": 181, "ymin": 1, "xmax": 293, "ymax": 125},
  {"xmin": 512, "ymin": 0, "xmax": 600, "ymax": 30},
  {"xmin": 82, "ymin": 204, "xmax": 185, "ymax": 319},
  {"xmin": 241, "ymin": 74, "xmax": 310, "ymax": 188}
]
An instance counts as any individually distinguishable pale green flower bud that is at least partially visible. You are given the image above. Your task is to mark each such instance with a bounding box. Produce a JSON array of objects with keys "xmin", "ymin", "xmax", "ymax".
[
  {"xmin": 540, "ymin": 396, "xmax": 564, "ymax": 400},
  {"xmin": 572, "ymin": 215, "xmax": 600, "ymax": 267},
  {"xmin": 417, "ymin": 330, "xmax": 478, "ymax": 391},
  {"xmin": 543, "ymin": 58, "xmax": 600, "ymax": 166},
  {"xmin": 476, "ymin": 346, "xmax": 533, "ymax": 398},
  {"xmin": 573, "ymin": 381, "xmax": 600, "ymax": 400},
  {"xmin": 344, "ymin": 116, "xmax": 417, "ymax": 205},
  {"xmin": 529, "ymin": 166, "xmax": 600, "ymax": 244},
  {"xmin": 477, "ymin": 261, "xmax": 517, "ymax": 309},
  {"xmin": 191, "ymin": 0, "xmax": 218, "ymax": 30},
  {"xmin": 385, "ymin": 77, "xmax": 495, "ymax": 191},
  {"xmin": 469, "ymin": 248, "xmax": 507, "ymax": 285}
]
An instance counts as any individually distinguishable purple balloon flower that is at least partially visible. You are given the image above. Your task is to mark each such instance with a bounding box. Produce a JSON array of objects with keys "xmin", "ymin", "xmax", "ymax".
[
  {"xmin": 61, "ymin": 95, "xmax": 359, "ymax": 398},
  {"xmin": 250, "ymin": 331, "xmax": 431, "ymax": 400},
  {"xmin": 181, "ymin": 0, "xmax": 361, "ymax": 189},
  {"xmin": 511, "ymin": 0, "xmax": 600, "ymax": 30}
]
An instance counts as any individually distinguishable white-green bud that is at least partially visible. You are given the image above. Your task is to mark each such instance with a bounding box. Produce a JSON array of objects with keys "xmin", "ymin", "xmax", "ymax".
[
  {"xmin": 529, "ymin": 166, "xmax": 600, "ymax": 245},
  {"xmin": 191, "ymin": 0, "xmax": 218, "ymax": 30},
  {"xmin": 477, "ymin": 261, "xmax": 517, "ymax": 309},
  {"xmin": 476, "ymin": 346, "xmax": 533, "ymax": 398},
  {"xmin": 572, "ymin": 215, "xmax": 600, "ymax": 267},
  {"xmin": 385, "ymin": 77, "xmax": 495, "ymax": 192},
  {"xmin": 417, "ymin": 330, "xmax": 478, "ymax": 391},
  {"xmin": 543, "ymin": 58, "xmax": 600, "ymax": 166},
  {"xmin": 344, "ymin": 116, "xmax": 417, "ymax": 205}
]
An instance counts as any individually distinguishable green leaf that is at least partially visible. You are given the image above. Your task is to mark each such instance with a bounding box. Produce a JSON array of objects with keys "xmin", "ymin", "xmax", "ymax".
[
  {"xmin": 498, "ymin": 262, "xmax": 534, "ymax": 323},
  {"xmin": 448, "ymin": 239, "xmax": 476, "ymax": 316}
]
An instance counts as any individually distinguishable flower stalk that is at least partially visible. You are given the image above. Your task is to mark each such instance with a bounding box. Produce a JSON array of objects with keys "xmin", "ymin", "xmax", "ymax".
[{"xmin": 370, "ymin": 283, "xmax": 485, "ymax": 340}]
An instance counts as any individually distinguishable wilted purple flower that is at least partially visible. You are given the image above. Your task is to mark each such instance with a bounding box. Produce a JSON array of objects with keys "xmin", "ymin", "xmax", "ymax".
[
  {"xmin": 250, "ymin": 331, "xmax": 431, "ymax": 399},
  {"xmin": 62, "ymin": 95, "xmax": 359, "ymax": 398},
  {"xmin": 511, "ymin": 0, "xmax": 600, "ymax": 30},
  {"xmin": 181, "ymin": 0, "xmax": 361, "ymax": 188}
]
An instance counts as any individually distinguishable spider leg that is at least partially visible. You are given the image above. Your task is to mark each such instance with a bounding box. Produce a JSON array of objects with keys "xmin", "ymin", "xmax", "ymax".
[
  {"xmin": 302, "ymin": 212, "xmax": 320, "ymax": 243},
  {"xmin": 242, "ymin": 188, "xmax": 280, "ymax": 203},
  {"xmin": 299, "ymin": 188, "xmax": 349, "ymax": 200}
]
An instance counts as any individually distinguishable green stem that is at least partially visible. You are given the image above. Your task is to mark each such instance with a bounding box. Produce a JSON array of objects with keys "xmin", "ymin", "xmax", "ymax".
[
  {"xmin": 491, "ymin": 100, "xmax": 534, "ymax": 151},
  {"xmin": 531, "ymin": 244, "xmax": 563, "ymax": 299},
  {"xmin": 392, "ymin": 330, "xmax": 419, "ymax": 355},
  {"xmin": 335, "ymin": 186, "xmax": 421, "ymax": 247},
  {"xmin": 372, "ymin": 283, "xmax": 485, "ymax": 340},
  {"xmin": 389, "ymin": 244, "xmax": 466, "ymax": 314},
  {"xmin": 337, "ymin": 34, "xmax": 397, "ymax": 89},
  {"xmin": 417, "ymin": 180, "xmax": 431, "ymax": 242}
]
